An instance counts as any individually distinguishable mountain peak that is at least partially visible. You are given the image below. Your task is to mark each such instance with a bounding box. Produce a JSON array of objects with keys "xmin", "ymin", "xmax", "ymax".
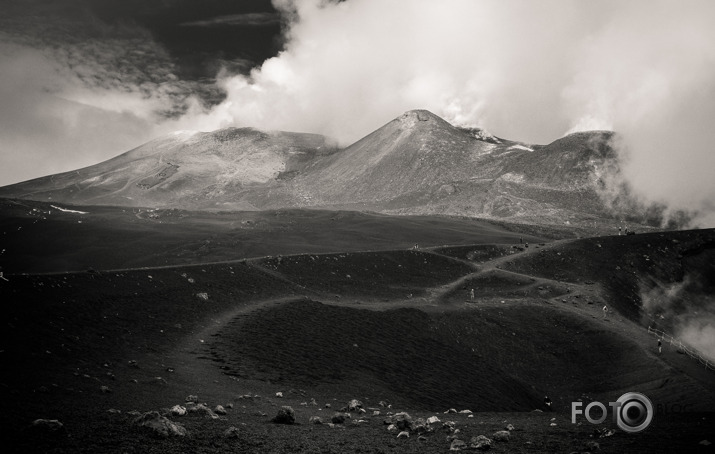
[{"xmin": 396, "ymin": 109, "xmax": 451, "ymax": 127}]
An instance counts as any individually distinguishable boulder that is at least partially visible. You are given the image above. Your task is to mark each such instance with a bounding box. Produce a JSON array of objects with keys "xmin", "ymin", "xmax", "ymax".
[
  {"xmin": 470, "ymin": 435, "xmax": 492, "ymax": 450},
  {"xmin": 442, "ymin": 421, "xmax": 457, "ymax": 433},
  {"xmin": 505, "ymin": 423, "xmax": 515, "ymax": 431},
  {"xmin": 272, "ymin": 406, "xmax": 296, "ymax": 424},
  {"xmin": 397, "ymin": 431, "xmax": 410, "ymax": 439},
  {"xmin": 331, "ymin": 412, "xmax": 350, "ymax": 424},
  {"xmin": 214, "ymin": 405, "xmax": 227, "ymax": 415},
  {"xmin": 348, "ymin": 399, "xmax": 363, "ymax": 412},
  {"xmin": 188, "ymin": 403, "xmax": 219, "ymax": 419},
  {"xmin": 224, "ymin": 426, "xmax": 241, "ymax": 439},
  {"xmin": 29, "ymin": 419, "xmax": 65, "ymax": 434},
  {"xmin": 132, "ymin": 411, "xmax": 186, "ymax": 437},
  {"xmin": 185, "ymin": 395, "xmax": 199, "ymax": 403},
  {"xmin": 412, "ymin": 418, "xmax": 433, "ymax": 434},
  {"xmin": 309, "ymin": 416, "xmax": 323, "ymax": 425},
  {"xmin": 492, "ymin": 430, "xmax": 510, "ymax": 442},
  {"xmin": 427, "ymin": 416, "xmax": 441, "ymax": 424},
  {"xmin": 170, "ymin": 405, "xmax": 186, "ymax": 416},
  {"xmin": 388, "ymin": 412, "xmax": 413, "ymax": 431},
  {"xmin": 450, "ymin": 439, "xmax": 467, "ymax": 451}
]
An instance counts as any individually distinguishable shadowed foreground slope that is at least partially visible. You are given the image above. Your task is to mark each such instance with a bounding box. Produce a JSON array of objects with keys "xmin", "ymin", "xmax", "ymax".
[{"xmin": 1, "ymin": 227, "xmax": 714, "ymax": 453}]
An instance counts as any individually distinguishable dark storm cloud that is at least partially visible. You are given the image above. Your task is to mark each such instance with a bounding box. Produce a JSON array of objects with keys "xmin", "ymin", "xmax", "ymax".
[{"xmin": 0, "ymin": 0, "xmax": 281, "ymax": 185}]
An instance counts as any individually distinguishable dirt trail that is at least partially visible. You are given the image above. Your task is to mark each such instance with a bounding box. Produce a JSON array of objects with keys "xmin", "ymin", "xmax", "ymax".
[{"xmin": 158, "ymin": 238, "xmax": 715, "ymax": 406}]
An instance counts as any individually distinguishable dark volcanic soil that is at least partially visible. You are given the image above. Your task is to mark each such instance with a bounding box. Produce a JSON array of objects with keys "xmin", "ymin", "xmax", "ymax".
[{"xmin": 1, "ymin": 206, "xmax": 714, "ymax": 453}]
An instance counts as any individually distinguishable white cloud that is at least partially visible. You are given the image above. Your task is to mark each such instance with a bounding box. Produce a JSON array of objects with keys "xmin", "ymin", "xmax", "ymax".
[{"xmin": 206, "ymin": 0, "xmax": 715, "ymax": 226}]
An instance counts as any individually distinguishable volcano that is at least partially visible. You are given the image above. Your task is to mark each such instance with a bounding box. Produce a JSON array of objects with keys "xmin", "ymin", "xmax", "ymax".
[{"xmin": 0, "ymin": 109, "xmax": 660, "ymax": 228}]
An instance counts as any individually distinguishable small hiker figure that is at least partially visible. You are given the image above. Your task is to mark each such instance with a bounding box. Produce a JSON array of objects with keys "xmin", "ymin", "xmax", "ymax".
[
  {"xmin": 470, "ymin": 288, "xmax": 475, "ymax": 301},
  {"xmin": 520, "ymin": 237, "xmax": 523, "ymax": 244},
  {"xmin": 0, "ymin": 267, "xmax": 7, "ymax": 282},
  {"xmin": 544, "ymin": 395, "xmax": 552, "ymax": 411},
  {"xmin": 618, "ymin": 226, "xmax": 622, "ymax": 236},
  {"xmin": 602, "ymin": 305, "xmax": 608, "ymax": 319},
  {"xmin": 658, "ymin": 338, "xmax": 662, "ymax": 354}
]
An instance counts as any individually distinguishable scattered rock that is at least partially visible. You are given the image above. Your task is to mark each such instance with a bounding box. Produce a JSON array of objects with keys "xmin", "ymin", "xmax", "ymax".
[
  {"xmin": 170, "ymin": 405, "xmax": 186, "ymax": 416},
  {"xmin": 331, "ymin": 412, "xmax": 350, "ymax": 424},
  {"xmin": 700, "ymin": 440, "xmax": 712, "ymax": 446},
  {"xmin": 492, "ymin": 430, "xmax": 510, "ymax": 442},
  {"xmin": 347, "ymin": 399, "xmax": 363, "ymax": 412},
  {"xmin": 196, "ymin": 292, "xmax": 209, "ymax": 301},
  {"xmin": 427, "ymin": 416, "xmax": 441, "ymax": 424},
  {"xmin": 459, "ymin": 409, "xmax": 472, "ymax": 414},
  {"xmin": 592, "ymin": 427, "xmax": 614, "ymax": 438},
  {"xmin": 29, "ymin": 419, "xmax": 65, "ymax": 434},
  {"xmin": 214, "ymin": 405, "xmax": 227, "ymax": 415},
  {"xmin": 128, "ymin": 360, "xmax": 139, "ymax": 368},
  {"xmin": 107, "ymin": 409, "xmax": 121, "ymax": 414},
  {"xmin": 470, "ymin": 435, "xmax": 492, "ymax": 451},
  {"xmin": 185, "ymin": 395, "xmax": 199, "ymax": 403},
  {"xmin": 100, "ymin": 385, "xmax": 111, "ymax": 394},
  {"xmin": 445, "ymin": 408, "xmax": 458, "ymax": 414},
  {"xmin": 412, "ymin": 417, "xmax": 434, "ymax": 434},
  {"xmin": 188, "ymin": 403, "xmax": 219, "ymax": 419},
  {"xmin": 132, "ymin": 411, "xmax": 186, "ymax": 437},
  {"xmin": 309, "ymin": 398, "xmax": 318, "ymax": 406},
  {"xmin": 387, "ymin": 424, "xmax": 397, "ymax": 432},
  {"xmin": 505, "ymin": 423, "xmax": 515, "ymax": 431},
  {"xmin": 584, "ymin": 440, "xmax": 600, "ymax": 451},
  {"xmin": 386, "ymin": 412, "xmax": 412, "ymax": 431},
  {"xmin": 397, "ymin": 431, "xmax": 410, "ymax": 439},
  {"xmin": 450, "ymin": 439, "xmax": 467, "ymax": 451},
  {"xmin": 373, "ymin": 410, "xmax": 381, "ymax": 416},
  {"xmin": 224, "ymin": 426, "xmax": 241, "ymax": 439},
  {"xmin": 272, "ymin": 406, "xmax": 295, "ymax": 425},
  {"xmin": 309, "ymin": 416, "xmax": 323, "ymax": 425},
  {"xmin": 275, "ymin": 391, "xmax": 283, "ymax": 398},
  {"xmin": 442, "ymin": 421, "xmax": 457, "ymax": 433}
]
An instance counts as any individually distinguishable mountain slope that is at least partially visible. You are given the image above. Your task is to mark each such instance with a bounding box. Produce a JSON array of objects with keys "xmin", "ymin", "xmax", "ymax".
[
  {"xmin": 0, "ymin": 109, "xmax": 665, "ymax": 228},
  {"xmin": 0, "ymin": 128, "xmax": 335, "ymax": 210}
]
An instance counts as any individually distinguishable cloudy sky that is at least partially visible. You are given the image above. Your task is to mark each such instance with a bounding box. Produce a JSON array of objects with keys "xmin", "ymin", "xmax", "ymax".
[{"xmin": 1, "ymin": 0, "xmax": 714, "ymax": 225}]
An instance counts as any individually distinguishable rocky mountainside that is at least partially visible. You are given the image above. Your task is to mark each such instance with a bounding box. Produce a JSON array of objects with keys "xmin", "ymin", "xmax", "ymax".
[{"xmin": 0, "ymin": 109, "xmax": 660, "ymax": 227}]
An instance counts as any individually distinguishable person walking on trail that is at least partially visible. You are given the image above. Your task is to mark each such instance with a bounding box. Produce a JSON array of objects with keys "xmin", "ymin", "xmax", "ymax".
[
  {"xmin": 544, "ymin": 395, "xmax": 552, "ymax": 411},
  {"xmin": 0, "ymin": 267, "xmax": 7, "ymax": 282},
  {"xmin": 658, "ymin": 338, "xmax": 662, "ymax": 354},
  {"xmin": 602, "ymin": 305, "xmax": 608, "ymax": 319},
  {"xmin": 470, "ymin": 288, "xmax": 475, "ymax": 301}
]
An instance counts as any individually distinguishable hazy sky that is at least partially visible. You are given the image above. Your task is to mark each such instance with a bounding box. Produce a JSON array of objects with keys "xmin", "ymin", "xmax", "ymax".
[{"xmin": 1, "ymin": 0, "xmax": 714, "ymax": 225}]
